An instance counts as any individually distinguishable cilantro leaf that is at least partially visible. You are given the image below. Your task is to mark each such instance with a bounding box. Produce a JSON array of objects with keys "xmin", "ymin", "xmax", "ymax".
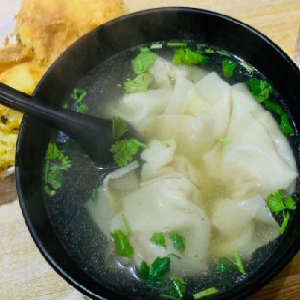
[
  {"xmin": 124, "ymin": 73, "xmax": 154, "ymax": 93},
  {"xmin": 140, "ymin": 261, "xmax": 150, "ymax": 280},
  {"xmin": 148, "ymin": 256, "xmax": 170, "ymax": 284},
  {"xmin": 284, "ymin": 197, "xmax": 296, "ymax": 210},
  {"xmin": 110, "ymin": 138, "xmax": 147, "ymax": 168},
  {"xmin": 89, "ymin": 188, "xmax": 99, "ymax": 202},
  {"xmin": 217, "ymin": 257, "xmax": 229, "ymax": 274},
  {"xmin": 162, "ymin": 276, "xmax": 186, "ymax": 300},
  {"xmin": 150, "ymin": 232, "xmax": 166, "ymax": 247},
  {"xmin": 112, "ymin": 117, "xmax": 129, "ymax": 139},
  {"xmin": 173, "ymin": 48, "xmax": 209, "ymax": 66},
  {"xmin": 193, "ymin": 287, "xmax": 219, "ymax": 299},
  {"xmin": 44, "ymin": 143, "xmax": 71, "ymax": 197},
  {"xmin": 71, "ymin": 88, "xmax": 87, "ymax": 102},
  {"xmin": 169, "ymin": 231, "xmax": 185, "ymax": 252},
  {"xmin": 111, "ymin": 230, "xmax": 134, "ymax": 258},
  {"xmin": 122, "ymin": 214, "xmax": 132, "ymax": 236},
  {"xmin": 279, "ymin": 211, "xmax": 290, "ymax": 235},
  {"xmin": 266, "ymin": 189, "xmax": 286, "ymax": 215},
  {"xmin": 222, "ymin": 59, "xmax": 237, "ymax": 78},
  {"xmin": 247, "ymin": 77, "xmax": 273, "ymax": 102},
  {"xmin": 218, "ymin": 137, "xmax": 232, "ymax": 144},
  {"xmin": 76, "ymin": 103, "xmax": 88, "ymax": 114},
  {"xmin": 231, "ymin": 251, "xmax": 245, "ymax": 274},
  {"xmin": 264, "ymin": 101, "xmax": 284, "ymax": 115},
  {"xmin": 132, "ymin": 48, "xmax": 158, "ymax": 74},
  {"xmin": 280, "ymin": 114, "xmax": 294, "ymax": 135}
]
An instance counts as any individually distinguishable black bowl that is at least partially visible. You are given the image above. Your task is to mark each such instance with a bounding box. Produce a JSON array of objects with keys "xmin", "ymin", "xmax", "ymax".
[{"xmin": 16, "ymin": 7, "xmax": 300, "ymax": 300}]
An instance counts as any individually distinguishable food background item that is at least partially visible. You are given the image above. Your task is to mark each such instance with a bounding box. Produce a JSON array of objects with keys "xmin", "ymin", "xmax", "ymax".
[{"xmin": 0, "ymin": 0, "xmax": 126, "ymax": 178}]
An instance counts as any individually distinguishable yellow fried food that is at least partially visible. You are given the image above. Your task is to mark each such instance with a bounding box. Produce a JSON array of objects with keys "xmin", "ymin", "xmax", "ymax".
[
  {"xmin": 16, "ymin": 0, "xmax": 127, "ymax": 64},
  {"xmin": 0, "ymin": 0, "xmax": 126, "ymax": 177},
  {"xmin": 0, "ymin": 61, "xmax": 46, "ymax": 172}
]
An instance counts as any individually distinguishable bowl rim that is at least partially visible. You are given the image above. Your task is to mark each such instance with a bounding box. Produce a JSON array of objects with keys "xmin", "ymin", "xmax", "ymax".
[{"xmin": 16, "ymin": 6, "xmax": 300, "ymax": 300}]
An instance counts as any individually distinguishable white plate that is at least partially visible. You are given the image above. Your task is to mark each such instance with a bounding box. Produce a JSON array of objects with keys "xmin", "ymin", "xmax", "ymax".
[{"xmin": 0, "ymin": 0, "xmax": 23, "ymax": 46}]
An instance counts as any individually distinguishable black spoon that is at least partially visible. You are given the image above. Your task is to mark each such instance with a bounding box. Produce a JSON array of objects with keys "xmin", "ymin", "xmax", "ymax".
[{"xmin": 0, "ymin": 82, "xmax": 116, "ymax": 165}]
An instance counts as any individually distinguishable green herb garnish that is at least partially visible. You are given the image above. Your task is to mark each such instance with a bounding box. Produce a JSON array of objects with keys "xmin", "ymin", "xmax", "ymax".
[
  {"xmin": 247, "ymin": 77, "xmax": 273, "ymax": 103},
  {"xmin": 218, "ymin": 137, "xmax": 232, "ymax": 144},
  {"xmin": 264, "ymin": 101, "xmax": 284, "ymax": 115},
  {"xmin": 280, "ymin": 114, "xmax": 294, "ymax": 135},
  {"xmin": 173, "ymin": 48, "xmax": 209, "ymax": 66},
  {"xmin": 111, "ymin": 230, "xmax": 134, "ymax": 258},
  {"xmin": 44, "ymin": 143, "xmax": 71, "ymax": 197},
  {"xmin": 205, "ymin": 49, "xmax": 215, "ymax": 54},
  {"xmin": 132, "ymin": 48, "xmax": 158, "ymax": 74},
  {"xmin": 222, "ymin": 59, "xmax": 237, "ymax": 78},
  {"xmin": 162, "ymin": 276, "xmax": 186, "ymax": 300},
  {"xmin": 169, "ymin": 231, "xmax": 185, "ymax": 252},
  {"xmin": 71, "ymin": 88, "xmax": 87, "ymax": 102},
  {"xmin": 110, "ymin": 138, "xmax": 148, "ymax": 168},
  {"xmin": 124, "ymin": 73, "xmax": 154, "ymax": 93},
  {"xmin": 280, "ymin": 212, "xmax": 291, "ymax": 235},
  {"xmin": 217, "ymin": 257, "xmax": 229, "ymax": 274},
  {"xmin": 140, "ymin": 256, "xmax": 171, "ymax": 284},
  {"xmin": 231, "ymin": 251, "xmax": 245, "ymax": 274},
  {"xmin": 112, "ymin": 117, "xmax": 129, "ymax": 139},
  {"xmin": 76, "ymin": 103, "xmax": 89, "ymax": 114},
  {"xmin": 122, "ymin": 214, "xmax": 132, "ymax": 236},
  {"xmin": 193, "ymin": 287, "xmax": 219, "ymax": 299},
  {"xmin": 89, "ymin": 188, "xmax": 99, "ymax": 202},
  {"xmin": 150, "ymin": 232, "xmax": 166, "ymax": 247}
]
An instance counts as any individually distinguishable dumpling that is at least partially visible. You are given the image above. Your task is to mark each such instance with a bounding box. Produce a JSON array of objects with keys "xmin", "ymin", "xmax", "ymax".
[
  {"xmin": 211, "ymin": 195, "xmax": 279, "ymax": 260},
  {"xmin": 111, "ymin": 89, "xmax": 171, "ymax": 130},
  {"xmin": 110, "ymin": 177, "xmax": 210, "ymax": 276}
]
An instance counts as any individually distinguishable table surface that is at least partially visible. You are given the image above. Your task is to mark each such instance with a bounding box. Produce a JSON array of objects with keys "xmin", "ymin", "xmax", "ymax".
[{"xmin": 1, "ymin": 0, "xmax": 300, "ymax": 299}]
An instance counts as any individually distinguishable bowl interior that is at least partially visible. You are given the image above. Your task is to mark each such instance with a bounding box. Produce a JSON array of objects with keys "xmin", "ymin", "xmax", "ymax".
[{"xmin": 16, "ymin": 7, "xmax": 300, "ymax": 300}]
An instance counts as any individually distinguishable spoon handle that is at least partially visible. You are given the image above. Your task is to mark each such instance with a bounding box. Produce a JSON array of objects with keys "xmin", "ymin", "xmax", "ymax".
[{"xmin": 0, "ymin": 82, "xmax": 113, "ymax": 164}]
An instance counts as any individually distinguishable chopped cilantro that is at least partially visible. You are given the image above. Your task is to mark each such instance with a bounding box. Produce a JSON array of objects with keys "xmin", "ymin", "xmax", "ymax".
[
  {"xmin": 205, "ymin": 49, "xmax": 215, "ymax": 54},
  {"xmin": 280, "ymin": 212, "xmax": 290, "ymax": 235},
  {"xmin": 162, "ymin": 276, "xmax": 186, "ymax": 300},
  {"xmin": 89, "ymin": 188, "xmax": 99, "ymax": 202},
  {"xmin": 247, "ymin": 77, "xmax": 273, "ymax": 102},
  {"xmin": 266, "ymin": 189, "xmax": 286, "ymax": 215},
  {"xmin": 219, "ymin": 137, "xmax": 232, "ymax": 144},
  {"xmin": 124, "ymin": 73, "xmax": 154, "ymax": 93},
  {"xmin": 193, "ymin": 287, "xmax": 219, "ymax": 299},
  {"xmin": 111, "ymin": 230, "xmax": 134, "ymax": 258},
  {"xmin": 71, "ymin": 88, "xmax": 87, "ymax": 102},
  {"xmin": 122, "ymin": 214, "xmax": 132, "ymax": 236},
  {"xmin": 284, "ymin": 197, "xmax": 296, "ymax": 210},
  {"xmin": 76, "ymin": 103, "xmax": 88, "ymax": 114},
  {"xmin": 280, "ymin": 114, "xmax": 294, "ymax": 135},
  {"xmin": 217, "ymin": 257, "xmax": 229, "ymax": 274},
  {"xmin": 132, "ymin": 48, "xmax": 158, "ymax": 74},
  {"xmin": 264, "ymin": 101, "xmax": 284, "ymax": 115},
  {"xmin": 140, "ymin": 256, "xmax": 171, "ymax": 284},
  {"xmin": 167, "ymin": 42, "xmax": 187, "ymax": 48},
  {"xmin": 231, "ymin": 251, "xmax": 245, "ymax": 274},
  {"xmin": 173, "ymin": 48, "xmax": 209, "ymax": 66},
  {"xmin": 150, "ymin": 43, "xmax": 163, "ymax": 49},
  {"xmin": 112, "ymin": 117, "xmax": 129, "ymax": 139},
  {"xmin": 44, "ymin": 143, "xmax": 71, "ymax": 197},
  {"xmin": 110, "ymin": 138, "xmax": 148, "ymax": 168},
  {"xmin": 222, "ymin": 59, "xmax": 237, "ymax": 78},
  {"xmin": 150, "ymin": 232, "xmax": 166, "ymax": 247},
  {"xmin": 169, "ymin": 231, "xmax": 185, "ymax": 252},
  {"xmin": 140, "ymin": 261, "xmax": 150, "ymax": 280}
]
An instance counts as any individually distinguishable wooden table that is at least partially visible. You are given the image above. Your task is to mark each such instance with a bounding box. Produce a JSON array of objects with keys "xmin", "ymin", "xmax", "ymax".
[{"xmin": 1, "ymin": 0, "xmax": 300, "ymax": 299}]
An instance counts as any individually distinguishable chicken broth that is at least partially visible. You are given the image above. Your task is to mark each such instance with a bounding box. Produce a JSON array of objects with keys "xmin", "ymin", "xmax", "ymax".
[{"xmin": 44, "ymin": 42, "xmax": 299, "ymax": 300}]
